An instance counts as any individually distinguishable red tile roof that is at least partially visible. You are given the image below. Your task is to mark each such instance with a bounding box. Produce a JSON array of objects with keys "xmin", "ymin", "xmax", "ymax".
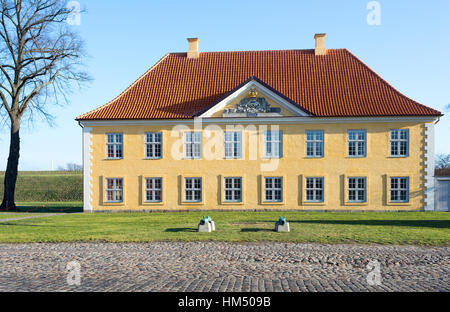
[{"xmin": 77, "ymin": 49, "xmax": 442, "ymax": 120}]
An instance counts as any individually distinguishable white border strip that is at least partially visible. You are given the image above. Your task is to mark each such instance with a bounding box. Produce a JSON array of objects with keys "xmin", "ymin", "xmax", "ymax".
[
  {"xmin": 424, "ymin": 123, "xmax": 435, "ymax": 211},
  {"xmin": 79, "ymin": 116, "xmax": 438, "ymax": 127},
  {"xmin": 83, "ymin": 127, "xmax": 93, "ymax": 212}
]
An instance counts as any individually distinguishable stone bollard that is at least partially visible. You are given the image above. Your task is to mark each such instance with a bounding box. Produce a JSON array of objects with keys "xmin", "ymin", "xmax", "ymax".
[
  {"xmin": 198, "ymin": 216, "xmax": 215, "ymax": 232},
  {"xmin": 275, "ymin": 216, "xmax": 290, "ymax": 232}
]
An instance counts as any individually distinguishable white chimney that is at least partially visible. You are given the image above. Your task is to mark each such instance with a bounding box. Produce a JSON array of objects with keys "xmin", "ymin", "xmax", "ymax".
[
  {"xmin": 187, "ymin": 38, "xmax": 200, "ymax": 59},
  {"xmin": 314, "ymin": 33, "xmax": 327, "ymax": 56}
]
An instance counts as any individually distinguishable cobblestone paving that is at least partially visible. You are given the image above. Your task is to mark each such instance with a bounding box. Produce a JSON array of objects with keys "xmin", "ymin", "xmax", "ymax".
[{"xmin": 0, "ymin": 242, "xmax": 448, "ymax": 292}]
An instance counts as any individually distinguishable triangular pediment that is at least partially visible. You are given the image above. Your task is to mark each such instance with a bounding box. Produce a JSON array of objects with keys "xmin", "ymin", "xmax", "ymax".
[{"xmin": 199, "ymin": 77, "xmax": 311, "ymax": 118}]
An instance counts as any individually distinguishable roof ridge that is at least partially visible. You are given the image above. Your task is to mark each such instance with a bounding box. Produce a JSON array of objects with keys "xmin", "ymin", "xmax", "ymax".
[
  {"xmin": 76, "ymin": 53, "xmax": 170, "ymax": 120},
  {"xmin": 343, "ymin": 49, "xmax": 442, "ymax": 116},
  {"xmin": 167, "ymin": 48, "xmax": 348, "ymax": 55}
]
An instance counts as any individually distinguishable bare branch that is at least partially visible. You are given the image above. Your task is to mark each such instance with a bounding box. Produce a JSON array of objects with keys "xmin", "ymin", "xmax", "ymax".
[
  {"xmin": 0, "ymin": 0, "xmax": 90, "ymax": 124},
  {"xmin": 0, "ymin": 88, "xmax": 10, "ymax": 112}
]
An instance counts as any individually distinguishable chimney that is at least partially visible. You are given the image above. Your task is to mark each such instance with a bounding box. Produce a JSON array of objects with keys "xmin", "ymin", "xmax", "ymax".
[
  {"xmin": 187, "ymin": 38, "xmax": 200, "ymax": 59},
  {"xmin": 314, "ymin": 33, "xmax": 327, "ymax": 56}
]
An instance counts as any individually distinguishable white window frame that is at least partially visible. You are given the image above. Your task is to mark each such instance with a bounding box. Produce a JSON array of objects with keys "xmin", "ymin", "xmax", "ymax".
[
  {"xmin": 264, "ymin": 177, "xmax": 283, "ymax": 202},
  {"xmin": 106, "ymin": 133, "xmax": 123, "ymax": 159},
  {"xmin": 347, "ymin": 177, "xmax": 366, "ymax": 203},
  {"xmin": 264, "ymin": 131, "xmax": 282, "ymax": 158},
  {"xmin": 305, "ymin": 177, "xmax": 324, "ymax": 202},
  {"xmin": 145, "ymin": 178, "xmax": 163, "ymax": 203},
  {"xmin": 224, "ymin": 131, "xmax": 242, "ymax": 159},
  {"xmin": 306, "ymin": 131, "xmax": 324, "ymax": 158},
  {"xmin": 390, "ymin": 177, "xmax": 409, "ymax": 203},
  {"xmin": 348, "ymin": 130, "xmax": 366, "ymax": 158},
  {"xmin": 184, "ymin": 132, "xmax": 202, "ymax": 159},
  {"xmin": 184, "ymin": 177, "xmax": 202, "ymax": 202},
  {"xmin": 224, "ymin": 177, "xmax": 242, "ymax": 202},
  {"xmin": 105, "ymin": 178, "xmax": 123, "ymax": 203},
  {"xmin": 390, "ymin": 129, "xmax": 409, "ymax": 157},
  {"xmin": 145, "ymin": 132, "xmax": 162, "ymax": 159}
]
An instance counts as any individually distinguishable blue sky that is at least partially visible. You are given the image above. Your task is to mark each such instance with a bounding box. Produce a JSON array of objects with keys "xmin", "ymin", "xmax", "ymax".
[{"xmin": 1, "ymin": 0, "xmax": 449, "ymax": 170}]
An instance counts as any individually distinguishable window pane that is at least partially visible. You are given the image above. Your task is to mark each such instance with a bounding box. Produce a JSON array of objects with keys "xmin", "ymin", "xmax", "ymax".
[
  {"xmin": 116, "ymin": 145, "xmax": 123, "ymax": 158},
  {"xmin": 390, "ymin": 177, "xmax": 409, "ymax": 202},
  {"xmin": 317, "ymin": 190, "xmax": 323, "ymax": 201},
  {"xmin": 348, "ymin": 131, "xmax": 366, "ymax": 157},
  {"xmin": 266, "ymin": 131, "xmax": 282, "ymax": 158},
  {"xmin": 390, "ymin": 130, "xmax": 408, "ymax": 156},
  {"xmin": 348, "ymin": 177, "xmax": 365, "ymax": 202},
  {"xmin": 185, "ymin": 144, "xmax": 192, "ymax": 158},
  {"xmin": 265, "ymin": 177, "xmax": 282, "ymax": 202},
  {"xmin": 224, "ymin": 132, "xmax": 241, "ymax": 158}
]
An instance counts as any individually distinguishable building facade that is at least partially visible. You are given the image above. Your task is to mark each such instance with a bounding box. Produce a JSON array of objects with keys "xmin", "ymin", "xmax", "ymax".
[{"xmin": 77, "ymin": 35, "xmax": 442, "ymax": 212}]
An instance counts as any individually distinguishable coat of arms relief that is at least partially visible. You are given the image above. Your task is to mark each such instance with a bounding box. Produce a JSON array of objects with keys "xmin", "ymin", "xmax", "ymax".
[{"xmin": 223, "ymin": 88, "xmax": 282, "ymax": 117}]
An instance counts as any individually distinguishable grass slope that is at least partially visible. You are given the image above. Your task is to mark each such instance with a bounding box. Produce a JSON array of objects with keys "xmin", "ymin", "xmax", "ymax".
[
  {"xmin": 0, "ymin": 171, "xmax": 82, "ymax": 202},
  {"xmin": 0, "ymin": 211, "xmax": 448, "ymax": 245}
]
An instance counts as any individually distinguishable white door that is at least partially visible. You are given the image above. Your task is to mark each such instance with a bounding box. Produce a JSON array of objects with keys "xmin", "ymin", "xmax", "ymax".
[{"xmin": 436, "ymin": 180, "xmax": 450, "ymax": 212}]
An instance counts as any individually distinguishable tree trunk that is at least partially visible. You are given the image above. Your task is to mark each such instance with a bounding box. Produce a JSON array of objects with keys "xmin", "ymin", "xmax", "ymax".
[{"xmin": 1, "ymin": 119, "xmax": 21, "ymax": 211}]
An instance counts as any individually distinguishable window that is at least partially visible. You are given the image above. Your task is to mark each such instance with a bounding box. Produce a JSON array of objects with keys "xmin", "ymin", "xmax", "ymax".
[
  {"xmin": 224, "ymin": 132, "xmax": 242, "ymax": 159},
  {"xmin": 348, "ymin": 130, "xmax": 366, "ymax": 157},
  {"xmin": 390, "ymin": 129, "xmax": 409, "ymax": 157},
  {"xmin": 265, "ymin": 131, "xmax": 282, "ymax": 158},
  {"xmin": 105, "ymin": 178, "xmax": 123, "ymax": 203},
  {"xmin": 185, "ymin": 178, "xmax": 202, "ymax": 202},
  {"xmin": 348, "ymin": 177, "xmax": 366, "ymax": 203},
  {"xmin": 390, "ymin": 177, "xmax": 409, "ymax": 202},
  {"xmin": 306, "ymin": 131, "xmax": 324, "ymax": 157},
  {"xmin": 264, "ymin": 177, "xmax": 283, "ymax": 202},
  {"xmin": 305, "ymin": 177, "xmax": 324, "ymax": 202},
  {"xmin": 145, "ymin": 178, "xmax": 162, "ymax": 202},
  {"xmin": 106, "ymin": 133, "xmax": 123, "ymax": 159},
  {"xmin": 224, "ymin": 177, "xmax": 242, "ymax": 202},
  {"xmin": 145, "ymin": 133, "xmax": 162, "ymax": 159},
  {"xmin": 184, "ymin": 132, "xmax": 202, "ymax": 159}
]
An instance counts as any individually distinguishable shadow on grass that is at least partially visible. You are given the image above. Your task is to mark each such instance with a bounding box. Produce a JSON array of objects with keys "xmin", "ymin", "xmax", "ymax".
[
  {"xmin": 280, "ymin": 220, "xmax": 450, "ymax": 229},
  {"xmin": 165, "ymin": 228, "xmax": 197, "ymax": 233},
  {"xmin": 0, "ymin": 222, "xmax": 41, "ymax": 227},
  {"xmin": 241, "ymin": 228, "xmax": 274, "ymax": 233},
  {"xmin": 16, "ymin": 206, "xmax": 83, "ymax": 213}
]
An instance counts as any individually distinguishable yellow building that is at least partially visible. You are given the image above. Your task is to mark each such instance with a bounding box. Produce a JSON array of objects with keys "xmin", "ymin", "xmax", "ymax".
[{"xmin": 76, "ymin": 34, "xmax": 442, "ymax": 212}]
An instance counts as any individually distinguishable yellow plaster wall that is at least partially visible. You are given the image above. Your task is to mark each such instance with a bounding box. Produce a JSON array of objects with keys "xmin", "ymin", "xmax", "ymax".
[{"xmin": 88, "ymin": 121, "xmax": 427, "ymax": 211}]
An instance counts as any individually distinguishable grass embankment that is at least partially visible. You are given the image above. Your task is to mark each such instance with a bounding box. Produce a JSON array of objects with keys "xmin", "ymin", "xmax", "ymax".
[
  {"xmin": 0, "ymin": 171, "xmax": 82, "ymax": 202},
  {"xmin": 0, "ymin": 171, "xmax": 83, "ymax": 212},
  {"xmin": 0, "ymin": 211, "xmax": 448, "ymax": 245}
]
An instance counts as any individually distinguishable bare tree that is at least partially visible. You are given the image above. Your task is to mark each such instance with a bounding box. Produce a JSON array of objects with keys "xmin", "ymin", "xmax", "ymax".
[
  {"xmin": 0, "ymin": 0, "xmax": 89, "ymax": 210},
  {"xmin": 436, "ymin": 154, "xmax": 450, "ymax": 170},
  {"xmin": 57, "ymin": 162, "xmax": 82, "ymax": 171}
]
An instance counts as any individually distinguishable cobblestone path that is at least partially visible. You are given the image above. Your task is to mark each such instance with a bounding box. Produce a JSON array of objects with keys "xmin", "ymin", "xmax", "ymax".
[{"xmin": 0, "ymin": 242, "xmax": 448, "ymax": 292}]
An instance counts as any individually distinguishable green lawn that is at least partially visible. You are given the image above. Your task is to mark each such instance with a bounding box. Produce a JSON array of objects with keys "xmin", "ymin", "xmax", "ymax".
[
  {"xmin": 0, "ymin": 211, "xmax": 448, "ymax": 245},
  {"xmin": 0, "ymin": 213, "xmax": 27, "ymax": 220}
]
